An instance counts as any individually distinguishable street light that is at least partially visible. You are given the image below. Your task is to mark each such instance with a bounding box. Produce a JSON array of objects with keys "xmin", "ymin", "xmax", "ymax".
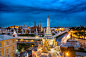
[
  {"xmin": 66, "ymin": 53, "xmax": 68, "ymax": 56},
  {"xmin": 66, "ymin": 52, "xmax": 69, "ymax": 57}
]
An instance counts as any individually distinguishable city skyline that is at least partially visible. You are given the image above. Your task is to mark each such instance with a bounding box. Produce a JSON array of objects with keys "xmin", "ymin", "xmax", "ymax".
[{"xmin": 0, "ymin": 0, "xmax": 86, "ymax": 27}]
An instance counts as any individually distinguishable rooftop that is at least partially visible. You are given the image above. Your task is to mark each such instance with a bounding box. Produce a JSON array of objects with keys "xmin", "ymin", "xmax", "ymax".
[
  {"xmin": 0, "ymin": 35, "xmax": 16, "ymax": 41},
  {"xmin": 76, "ymin": 52, "xmax": 86, "ymax": 56}
]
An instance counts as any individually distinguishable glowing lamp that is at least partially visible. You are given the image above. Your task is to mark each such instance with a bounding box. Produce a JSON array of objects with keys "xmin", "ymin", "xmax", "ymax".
[
  {"xmin": 16, "ymin": 40, "xmax": 18, "ymax": 41},
  {"xmin": 31, "ymin": 40, "xmax": 33, "ymax": 42},
  {"xmin": 66, "ymin": 53, "xmax": 68, "ymax": 56}
]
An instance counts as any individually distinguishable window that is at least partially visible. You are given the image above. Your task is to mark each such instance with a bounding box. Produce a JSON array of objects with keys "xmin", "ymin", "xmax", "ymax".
[
  {"xmin": 13, "ymin": 40, "xmax": 14, "ymax": 43},
  {"xmin": 0, "ymin": 50, "xmax": 2, "ymax": 56},
  {"xmin": 0, "ymin": 43, "xmax": 2, "ymax": 47},
  {"xmin": 13, "ymin": 46, "xmax": 14, "ymax": 50},
  {"xmin": 7, "ymin": 49, "xmax": 9, "ymax": 53},
  {"xmin": 8, "ymin": 55, "xmax": 10, "ymax": 57},
  {"xmin": 13, "ymin": 53, "xmax": 15, "ymax": 55},
  {"xmin": 6, "ymin": 41, "xmax": 9, "ymax": 45}
]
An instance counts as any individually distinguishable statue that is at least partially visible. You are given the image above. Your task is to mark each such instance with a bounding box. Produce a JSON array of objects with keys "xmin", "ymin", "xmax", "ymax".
[{"xmin": 42, "ymin": 39, "xmax": 51, "ymax": 53}]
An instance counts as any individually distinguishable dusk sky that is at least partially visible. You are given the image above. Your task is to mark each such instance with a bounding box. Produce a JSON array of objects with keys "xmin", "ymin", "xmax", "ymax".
[{"xmin": 0, "ymin": 0, "xmax": 86, "ymax": 27}]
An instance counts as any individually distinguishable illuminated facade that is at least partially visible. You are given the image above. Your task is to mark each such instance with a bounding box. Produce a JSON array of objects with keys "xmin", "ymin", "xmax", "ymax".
[
  {"xmin": 55, "ymin": 28, "xmax": 66, "ymax": 31},
  {"xmin": 10, "ymin": 25, "xmax": 19, "ymax": 29},
  {"xmin": 70, "ymin": 27, "xmax": 86, "ymax": 39},
  {"xmin": 43, "ymin": 15, "xmax": 54, "ymax": 46},
  {"xmin": 0, "ymin": 35, "xmax": 16, "ymax": 57},
  {"xmin": 32, "ymin": 15, "xmax": 61, "ymax": 57}
]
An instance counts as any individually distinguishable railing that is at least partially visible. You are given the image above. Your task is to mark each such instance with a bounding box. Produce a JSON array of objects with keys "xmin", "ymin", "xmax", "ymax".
[{"xmin": 53, "ymin": 31, "xmax": 67, "ymax": 38}]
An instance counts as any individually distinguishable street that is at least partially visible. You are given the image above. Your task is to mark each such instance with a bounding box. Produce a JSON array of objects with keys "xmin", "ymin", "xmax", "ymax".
[
  {"xmin": 56, "ymin": 33, "xmax": 68, "ymax": 46},
  {"xmin": 20, "ymin": 50, "xmax": 32, "ymax": 57}
]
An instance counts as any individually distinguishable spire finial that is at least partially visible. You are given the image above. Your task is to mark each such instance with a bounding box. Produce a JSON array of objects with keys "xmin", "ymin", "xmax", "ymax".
[
  {"xmin": 24, "ymin": 24, "xmax": 25, "ymax": 26},
  {"xmin": 48, "ymin": 15, "xmax": 49, "ymax": 18}
]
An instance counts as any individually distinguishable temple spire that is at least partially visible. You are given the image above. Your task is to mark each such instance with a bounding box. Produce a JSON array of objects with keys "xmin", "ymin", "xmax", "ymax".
[
  {"xmin": 48, "ymin": 15, "xmax": 49, "ymax": 18},
  {"xmin": 24, "ymin": 24, "xmax": 25, "ymax": 26},
  {"xmin": 38, "ymin": 23, "xmax": 39, "ymax": 28},
  {"xmin": 34, "ymin": 21, "xmax": 36, "ymax": 27},
  {"xmin": 36, "ymin": 28, "xmax": 38, "ymax": 35},
  {"xmin": 45, "ymin": 15, "xmax": 52, "ymax": 37},
  {"xmin": 40, "ymin": 23, "xmax": 43, "ymax": 32},
  {"xmin": 44, "ymin": 15, "xmax": 52, "ymax": 39},
  {"xmin": 42, "ymin": 15, "xmax": 54, "ymax": 47},
  {"xmin": 40, "ymin": 23, "xmax": 41, "ymax": 28},
  {"xmin": 47, "ymin": 15, "xmax": 50, "ymax": 27}
]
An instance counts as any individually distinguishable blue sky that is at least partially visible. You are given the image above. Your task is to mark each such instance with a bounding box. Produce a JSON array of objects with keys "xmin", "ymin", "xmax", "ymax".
[{"xmin": 0, "ymin": 0, "xmax": 86, "ymax": 27}]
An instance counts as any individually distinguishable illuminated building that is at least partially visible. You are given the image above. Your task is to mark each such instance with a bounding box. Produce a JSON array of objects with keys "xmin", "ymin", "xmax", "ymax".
[
  {"xmin": 32, "ymin": 15, "xmax": 61, "ymax": 57},
  {"xmin": 21, "ymin": 25, "xmax": 30, "ymax": 34},
  {"xmin": 43, "ymin": 15, "xmax": 54, "ymax": 46},
  {"xmin": 22, "ymin": 25, "xmax": 29, "ymax": 29},
  {"xmin": 10, "ymin": 25, "xmax": 19, "ymax": 29},
  {"xmin": 31, "ymin": 21, "xmax": 44, "ymax": 34},
  {"xmin": 70, "ymin": 26, "xmax": 86, "ymax": 39},
  {"xmin": 10, "ymin": 25, "xmax": 30, "ymax": 34},
  {"xmin": 25, "ymin": 30, "xmax": 27, "ymax": 34},
  {"xmin": 0, "ymin": 35, "xmax": 17, "ymax": 57}
]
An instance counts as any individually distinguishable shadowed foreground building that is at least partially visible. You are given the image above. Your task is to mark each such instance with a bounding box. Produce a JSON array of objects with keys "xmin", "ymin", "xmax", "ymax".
[{"xmin": 0, "ymin": 35, "xmax": 17, "ymax": 57}]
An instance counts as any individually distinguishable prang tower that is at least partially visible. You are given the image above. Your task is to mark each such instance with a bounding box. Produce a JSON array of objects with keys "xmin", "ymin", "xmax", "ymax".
[{"xmin": 43, "ymin": 15, "xmax": 54, "ymax": 46}]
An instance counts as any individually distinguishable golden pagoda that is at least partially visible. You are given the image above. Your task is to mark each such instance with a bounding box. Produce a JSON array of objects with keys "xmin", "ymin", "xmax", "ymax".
[{"xmin": 40, "ymin": 23, "xmax": 43, "ymax": 32}]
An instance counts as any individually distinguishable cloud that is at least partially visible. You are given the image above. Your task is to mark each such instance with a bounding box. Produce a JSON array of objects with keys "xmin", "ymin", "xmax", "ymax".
[
  {"xmin": 0, "ymin": 0, "xmax": 86, "ymax": 27},
  {"xmin": 0, "ymin": 0, "xmax": 86, "ymax": 13}
]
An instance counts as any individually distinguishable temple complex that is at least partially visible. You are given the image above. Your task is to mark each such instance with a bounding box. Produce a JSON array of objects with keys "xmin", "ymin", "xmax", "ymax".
[{"xmin": 32, "ymin": 15, "xmax": 61, "ymax": 57}]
